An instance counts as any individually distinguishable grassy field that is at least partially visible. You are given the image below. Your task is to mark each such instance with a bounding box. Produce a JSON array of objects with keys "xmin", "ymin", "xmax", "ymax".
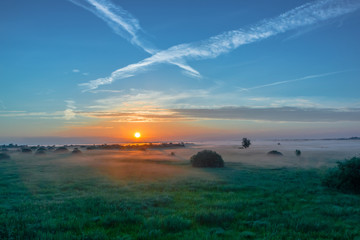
[{"xmin": 1, "ymin": 146, "xmax": 360, "ymax": 239}]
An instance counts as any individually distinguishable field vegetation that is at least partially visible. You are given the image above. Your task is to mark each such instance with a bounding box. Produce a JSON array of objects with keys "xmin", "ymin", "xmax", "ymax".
[{"xmin": 1, "ymin": 143, "xmax": 360, "ymax": 239}]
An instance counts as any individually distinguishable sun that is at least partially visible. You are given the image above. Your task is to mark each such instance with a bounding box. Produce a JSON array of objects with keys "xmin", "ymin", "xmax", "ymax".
[{"xmin": 134, "ymin": 132, "xmax": 141, "ymax": 139}]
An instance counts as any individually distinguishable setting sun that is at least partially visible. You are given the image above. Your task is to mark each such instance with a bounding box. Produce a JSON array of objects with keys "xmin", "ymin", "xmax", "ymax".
[{"xmin": 134, "ymin": 132, "xmax": 141, "ymax": 139}]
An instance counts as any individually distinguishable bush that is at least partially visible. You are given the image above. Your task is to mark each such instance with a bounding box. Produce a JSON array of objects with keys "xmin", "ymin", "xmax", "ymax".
[
  {"xmin": 0, "ymin": 153, "xmax": 10, "ymax": 160},
  {"xmin": 242, "ymin": 138, "xmax": 251, "ymax": 148},
  {"xmin": 295, "ymin": 149, "xmax": 301, "ymax": 156},
  {"xmin": 190, "ymin": 150, "xmax": 224, "ymax": 168},
  {"xmin": 21, "ymin": 148, "xmax": 32, "ymax": 153},
  {"xmin": 267, "ymin": 150, "xmax": 283, "ymax": 156},
  {"xmin": 72, "ymin": 148, "xmax": 82, "ymax": 154},
  {"xmin": 54, "ymin": 147, "xmax": 69, "ymax": 153},
  {"xmin": 323, "ymin": 157, "xmax": 360, "ymax": 194}
]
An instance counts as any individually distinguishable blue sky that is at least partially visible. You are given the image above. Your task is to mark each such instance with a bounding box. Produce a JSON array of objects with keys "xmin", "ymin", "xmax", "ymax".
[{"xmin": 1, "ymin": 0, "xmax": 360, "ymax": 144}]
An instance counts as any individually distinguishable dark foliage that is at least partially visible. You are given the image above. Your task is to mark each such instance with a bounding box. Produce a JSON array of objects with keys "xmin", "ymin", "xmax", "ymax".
[
  {"xmin": 72, "ymin": 148, "xmax": 82, "ymax": 154},
  {"xmin": 323, "ymin": 157, "xmax": 360, "ymax": 194},
  {"xmin": 21, "ymin": 148, "xmax": 32, "ymax": 153},
  {"xmin": 54, "ymin": 147, "xmax": 69, "ymax": 153},
  {"xmin": 295, "ymin": 149, "xmax": 301, "ymax": 156},
  {"xmin": 267, "ymin": 150, "xmax": 283, "ymax": 156},
  {"xmin": 0, "ymin": 153, "xmax": 10, "ymax": 160},
  {"xmin": 242, "ymin": 138, "xmax": 251, "ymax": 148},
  {"xmin": 190, "ymin": 150, "xmax": 224, "ymax": 168}
]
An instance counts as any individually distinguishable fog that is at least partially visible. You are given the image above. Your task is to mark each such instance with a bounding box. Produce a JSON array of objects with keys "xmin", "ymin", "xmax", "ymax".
[{"xmin": 5, "ymin": 140, "xmax": 360, "ymax": 186}]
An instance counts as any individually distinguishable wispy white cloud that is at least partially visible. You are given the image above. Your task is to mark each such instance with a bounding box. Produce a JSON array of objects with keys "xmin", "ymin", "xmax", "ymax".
[
  {"xmin": 237, "ymin": 71, "xmax": 346, "ymax": 92},
  {"xmin": 173, "ymin": 107, "xmax": 360, "ymax": 123},
  {"xmin": 64, "ymin": 100, "xmax": 76, "ymax": 120},
  {"xmin": 79, "ymin": 0, "xmax": 360, "ymax": 91},
  {"xmin": 69, "ymin": 0, "xmax": 200, "ymax": 81},
  {"xmin": 72, "ymin": 69, "xmax": 80, "ymax": 73}
]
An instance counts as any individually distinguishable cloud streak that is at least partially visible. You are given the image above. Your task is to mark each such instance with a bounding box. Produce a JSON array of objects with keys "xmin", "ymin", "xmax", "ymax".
[
  {"xmin": 69, "ymin": 0, "xmax": 200, "ymax": 80},
  {"xmin": 64, "ymin": 100, "xmax": 76, "ymax": 120},
  {"xmin": 237, "ymin": 71, "xmax": 346, "ymax": 92},
  {"xmin": 80, "ymin": 0, "xmax": 360, "ymax": 91},
  {"xmin": 75, "ymin": 106, "xmax": 360, "ymax": 123},
  {"xmin": 173, "ymin": 107, "xmax": 360, "ymax": 123}
]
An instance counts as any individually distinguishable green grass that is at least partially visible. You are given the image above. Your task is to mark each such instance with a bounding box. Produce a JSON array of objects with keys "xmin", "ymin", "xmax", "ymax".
[{"xmin": 1, "ymin": 153, "xmax": 360, "ymax": 239}]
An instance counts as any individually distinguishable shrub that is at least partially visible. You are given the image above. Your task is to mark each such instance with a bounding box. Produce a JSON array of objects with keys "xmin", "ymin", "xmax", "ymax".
[
  {"xmin": 0, "ymin": 153, "xmax": 10, "ymax": 160},
  {"xmin": 54, "ymin": 147, "xmax": 69, "ymax": 153},
  {"xmin": 190, "ymin": 150, "xmax": 224, "ymax": 168},
  {"xmin": 72, "ymin": 148, "xmax": 82, "ymax": 154},
  {"xmin": 267, "ymin": 150, "xmax": 283, "ymax": 156},
  {"xmin": 242, "ymin": 138, "xmax": 251, "ymax": 148},
  {"xmin": 295, "ymin": 149, "xmax": 301, "ymax": 156},
  {"xmin": 323, "ymin": 157, "xmax": 360, "ymax": 194},
  {"xmin": 21, "ymin": 148, "xmax": 32, "ymax": 153}
]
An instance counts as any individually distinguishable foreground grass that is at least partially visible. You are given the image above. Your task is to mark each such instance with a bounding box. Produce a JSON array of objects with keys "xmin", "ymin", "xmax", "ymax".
[{"xmin": 1, "ymin": 153, "xmax": 360, "ymax": 239}]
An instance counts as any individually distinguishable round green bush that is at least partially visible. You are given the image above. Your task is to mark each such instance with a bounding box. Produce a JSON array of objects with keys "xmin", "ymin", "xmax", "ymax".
[
  {"xmin": 54, "ymin": 147, "xmax": 69, "ymax": 153},
  {"xmin": 190, "ymin": 150, "xmax": 224, "ymax": 168},
  {"xmin": 323, "ymin": 157, "xmax": 360, "ymax": 194}
]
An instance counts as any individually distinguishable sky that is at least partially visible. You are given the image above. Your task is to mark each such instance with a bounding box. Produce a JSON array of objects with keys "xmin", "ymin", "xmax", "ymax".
[{"xmin": 1, "ymin": 0, "xmax": 360, "ymax": 144}]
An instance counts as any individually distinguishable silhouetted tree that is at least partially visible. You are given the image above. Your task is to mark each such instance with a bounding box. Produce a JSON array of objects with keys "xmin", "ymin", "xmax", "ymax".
[
  {"xmin": 242, "ymin": 138, "xmax": 251, "ymax": 149},
  {"xmin": 295, "ymin": 149, "xmax": 301, "ymax": 156}
]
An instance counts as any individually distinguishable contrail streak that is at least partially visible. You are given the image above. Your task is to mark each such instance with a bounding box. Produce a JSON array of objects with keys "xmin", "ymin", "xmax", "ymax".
[
  {"xmin": 69, "ymin": 0, "xmax": 200, "ymax": 78},
  {"xmin": 79, "ymin": 0, "xmax": 360, "ymax": 91},
  {"xmin": 237, "ymin": 71, "xmax": 348, "ymax": 92}
]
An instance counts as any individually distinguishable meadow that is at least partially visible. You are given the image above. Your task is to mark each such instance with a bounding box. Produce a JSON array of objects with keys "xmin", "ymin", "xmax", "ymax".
[{"xmin": 1, "ymin": 140, "xmax": 360, "ymax": 239}]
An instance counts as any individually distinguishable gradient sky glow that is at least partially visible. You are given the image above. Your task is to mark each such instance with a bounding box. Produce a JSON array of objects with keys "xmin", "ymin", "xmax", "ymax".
[{"xmin": 1, "ymin": 0, "xmax": 360, "ymax": 144}]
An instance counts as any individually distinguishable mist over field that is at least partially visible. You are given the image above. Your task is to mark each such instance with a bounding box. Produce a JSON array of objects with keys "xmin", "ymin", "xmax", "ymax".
[
  {"xmin": 1, "ymin": 0, "xmax": 360, "ymax": 238},
  {"xmin": 1, "ymin": 140, "xmax": 360, "ymax": 239}
]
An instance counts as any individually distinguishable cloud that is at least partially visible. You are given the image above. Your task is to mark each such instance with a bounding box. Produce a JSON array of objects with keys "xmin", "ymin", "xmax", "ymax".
[
  {"xmin": 69, "ymin": 0, "xmax": 200, "ymax": 83},
  {"xmin": 72, "ymin": 69, "xmax": 80, "ymax": 73},
  {"xmin": 75, "ymin": 106, "xmax": 360, "ymax": 123},
  {"xmin": 173, "ymin": 107, "xmax": 360, "ymax": 123},
  {"xmin": 76, "ymin": 109, "xmax": 188, "ymax": 122},
  {"xmin": 79, "ymin": 0, "xmax": 360, "ymax": 91},
  {"xmin": 64, "ymin": 100, "xmax": 76, "ymax": 120},
  {"xmin": 237, "ymin": 71, "xmax": 346, "ymax": 92}
]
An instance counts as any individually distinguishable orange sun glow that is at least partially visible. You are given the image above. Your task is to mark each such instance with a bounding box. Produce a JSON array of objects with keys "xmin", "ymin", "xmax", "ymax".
[{"xmin": 134, "ymin": 132, "xmax": 141, "ymax": 138}]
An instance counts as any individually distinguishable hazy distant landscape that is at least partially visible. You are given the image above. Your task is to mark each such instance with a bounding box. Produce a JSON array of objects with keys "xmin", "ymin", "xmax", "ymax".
[
  {"xmin": 2, "ymin": 0, "xmax": 360, "ymax": 239},
  {"xmin": 1, "ymin": 140, "xmax": 360, "ymax": 239}
]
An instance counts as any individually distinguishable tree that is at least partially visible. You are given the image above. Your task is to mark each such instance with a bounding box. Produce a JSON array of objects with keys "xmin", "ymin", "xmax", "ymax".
[{"xmin": 242, "ymin": 138, "xmax": 251, "ymax": 149}]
